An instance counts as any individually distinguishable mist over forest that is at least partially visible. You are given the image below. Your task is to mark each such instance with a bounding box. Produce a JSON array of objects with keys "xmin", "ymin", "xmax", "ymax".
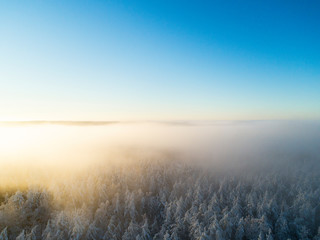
[{"xmin": 0, "ymin": 121, "xmax": 320, "ymax": 240}]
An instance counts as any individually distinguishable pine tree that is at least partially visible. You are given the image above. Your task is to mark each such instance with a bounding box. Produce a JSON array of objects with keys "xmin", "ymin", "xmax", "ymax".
[
  {"xmin": 16, "ymin": 230, "xmax": 25, "ymax": 240},
  {"xmin": 258, "ymin": 231, "xmax": 265, "ymax": 240},
  {"xmin": 26, "ymin": 225, "xmax": 38, "ymax": 240},
  {"xmin": 163, "ymin": 231, "xmax": 171, "ymax": 240},
  {"xmin": 266, "ymin": 229, "xmax": 274, "ymax": 240},
  {"xmin": 275, "ymin": 213, "xmax": 290, "ymax": 240},
  {"xmin": 235, "ymin": 218, "xmax": 245, "ymax": 240},
  {"xmin": 0, "ymin": 227, "xmax": 8, "ymax": 240},
  {"xmin": 86, "ymin": 222, "xmax": 100, "ymax": 240},
  {"xmin": 140, "ymin": 219, "xmax": 151, "ymax": 240}
]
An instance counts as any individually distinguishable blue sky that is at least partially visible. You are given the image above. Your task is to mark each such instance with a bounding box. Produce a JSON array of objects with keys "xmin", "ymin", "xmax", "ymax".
[{"xmin": 0, "ymin": 0, "xmax": 319, "ymax": 121}]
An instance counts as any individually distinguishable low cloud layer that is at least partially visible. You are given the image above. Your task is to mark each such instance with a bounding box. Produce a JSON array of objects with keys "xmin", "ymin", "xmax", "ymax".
[{"xmin": 0, "ymin": 120, "xmax": 319, "ymax": 168}]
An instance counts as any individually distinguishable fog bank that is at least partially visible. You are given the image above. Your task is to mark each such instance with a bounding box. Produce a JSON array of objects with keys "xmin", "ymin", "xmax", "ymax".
[{"xmin": 1, "ymin": 120, "xmax": 319, "ymax": 164}]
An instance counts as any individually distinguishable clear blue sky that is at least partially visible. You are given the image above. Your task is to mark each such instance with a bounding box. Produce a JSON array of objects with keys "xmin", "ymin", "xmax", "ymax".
[{"xmin": 0, "ymin": 0, "xmax": 319, "ymax": 121}]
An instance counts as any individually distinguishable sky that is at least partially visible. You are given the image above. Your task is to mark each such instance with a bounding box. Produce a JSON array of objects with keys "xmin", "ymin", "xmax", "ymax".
[{"xmin": 0, "ymin": 0, "xmax": 319, "ymax": 121}]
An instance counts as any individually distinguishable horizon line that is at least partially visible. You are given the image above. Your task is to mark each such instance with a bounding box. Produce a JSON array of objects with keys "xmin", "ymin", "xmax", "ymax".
[{"xmin": 0, "ymin": 119, "xmax": 316, "ymax": 127}]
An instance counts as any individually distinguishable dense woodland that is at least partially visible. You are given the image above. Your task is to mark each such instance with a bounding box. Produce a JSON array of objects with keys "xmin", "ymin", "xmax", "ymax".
[{"xmin": 0, "ymin": 155, "xmax": 320, "ymax": 240}]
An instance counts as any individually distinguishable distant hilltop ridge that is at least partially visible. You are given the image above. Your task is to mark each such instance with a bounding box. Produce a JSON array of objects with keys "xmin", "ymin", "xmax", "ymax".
[
  {"xmin": 0, "ymin": 121, "xmax": 119, "ymax": 126},
  {"xmin": 0, "ymin": 120, "xmax": 267, "ymax": 127}
]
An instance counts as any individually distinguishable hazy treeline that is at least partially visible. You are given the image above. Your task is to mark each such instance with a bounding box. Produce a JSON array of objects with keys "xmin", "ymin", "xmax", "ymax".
[{"xmin": 0, "ymin": 154, "xmax": 320, "ymax": 240}]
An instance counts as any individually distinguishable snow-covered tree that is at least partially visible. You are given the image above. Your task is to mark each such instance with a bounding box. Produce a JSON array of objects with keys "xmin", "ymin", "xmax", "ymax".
[
  {"xmin": 0, "ymin": 227, "xmax": 8, "ymax": 240},
  {"xmin": 0, "ymin": 154, "xmax": 319, "ymax": 239}
]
